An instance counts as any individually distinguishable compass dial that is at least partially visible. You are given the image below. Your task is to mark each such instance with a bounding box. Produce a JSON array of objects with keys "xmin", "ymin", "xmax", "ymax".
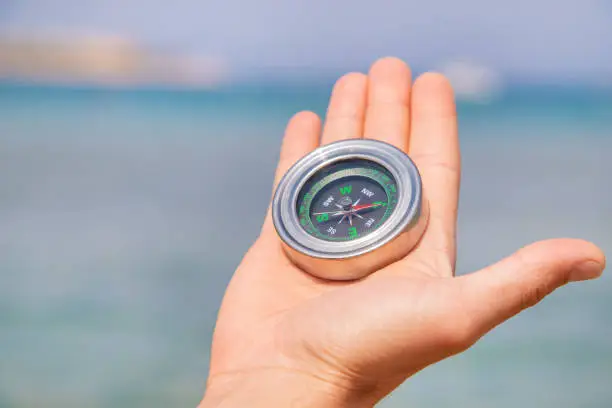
[{"xmin": 296, "ymin": 159, "xmax": 399, "ymax": 241}]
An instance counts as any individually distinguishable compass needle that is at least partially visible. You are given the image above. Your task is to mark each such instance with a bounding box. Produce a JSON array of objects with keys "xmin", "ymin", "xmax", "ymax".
[{"xmin": 312, "ymin": 210, "xmax": 346, "ymax": 216}]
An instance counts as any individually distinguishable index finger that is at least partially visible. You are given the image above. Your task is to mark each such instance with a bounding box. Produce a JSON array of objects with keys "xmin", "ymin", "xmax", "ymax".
[{"xmin": 408, "ymin": 73, "xmax": 460, "ymax": 271}]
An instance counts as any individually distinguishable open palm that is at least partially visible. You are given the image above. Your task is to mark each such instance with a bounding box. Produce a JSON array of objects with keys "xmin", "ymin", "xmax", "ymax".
[{"xmin": 201, "ymin": 58, "xmax": 605, "ymax": 407}]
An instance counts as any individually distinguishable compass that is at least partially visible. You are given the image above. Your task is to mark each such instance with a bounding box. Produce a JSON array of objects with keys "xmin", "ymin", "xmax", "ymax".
[
  {"xmin": 296, "ymin": 158, "xmax": 398, "ymax": 242},
  {"xmin": 273, "ymin": 139, "xmax": 428, "ymax": 280}
]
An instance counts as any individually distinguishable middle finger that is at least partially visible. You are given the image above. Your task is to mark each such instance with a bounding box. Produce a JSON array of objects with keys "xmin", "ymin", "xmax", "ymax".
[{"xmin": 363, "ymin": 57, "xmax": 412, "ymax": 151}]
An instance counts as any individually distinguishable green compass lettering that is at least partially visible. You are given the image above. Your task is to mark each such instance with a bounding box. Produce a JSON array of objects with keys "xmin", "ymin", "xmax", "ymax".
[
  {"xmin": 296, "ymin": 158, "xmax": 399, "ymax": 242},
  {"xmin": 339, "ymin": 185, "xmax": 352, "ymax": 195}
]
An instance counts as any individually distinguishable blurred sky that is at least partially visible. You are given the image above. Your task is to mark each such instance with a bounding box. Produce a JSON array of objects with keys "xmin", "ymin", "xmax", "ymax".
[{"xmin": 1, "ymin": 0, "xmax": 612, "ymax": 82}]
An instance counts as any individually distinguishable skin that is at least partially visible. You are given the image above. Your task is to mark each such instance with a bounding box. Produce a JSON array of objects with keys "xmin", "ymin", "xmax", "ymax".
[{"xmin": 199, "ymin": 57, "xmax": 606, "ymax": 407}]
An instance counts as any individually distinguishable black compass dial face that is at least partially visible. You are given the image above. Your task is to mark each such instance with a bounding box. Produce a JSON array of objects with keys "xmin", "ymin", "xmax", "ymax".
[{"xmin": 296, "ymin": 159, "xmax": 399, "ymax": 241}]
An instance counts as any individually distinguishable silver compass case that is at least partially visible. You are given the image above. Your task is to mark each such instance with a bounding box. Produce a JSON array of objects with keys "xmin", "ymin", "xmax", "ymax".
[{"xmin": 272, "ymin": 139, "xmax": 428, "ymax": 280}]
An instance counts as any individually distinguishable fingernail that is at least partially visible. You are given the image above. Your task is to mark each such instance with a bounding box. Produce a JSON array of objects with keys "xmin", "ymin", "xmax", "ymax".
[{"xmin": 569, "ymin": 261, "xmax": 604, "ymax": 282}]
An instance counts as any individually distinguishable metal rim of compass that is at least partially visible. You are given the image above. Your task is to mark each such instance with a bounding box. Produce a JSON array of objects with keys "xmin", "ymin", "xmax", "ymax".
[{"xmin": 272, "ymin": 139, "xmax": 423, "ymax": 260}]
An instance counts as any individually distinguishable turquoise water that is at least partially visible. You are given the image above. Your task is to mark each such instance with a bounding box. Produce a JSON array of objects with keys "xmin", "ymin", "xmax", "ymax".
[{"xmin": 0, "ymin": 83, "xmax": 611, "ymax": 407}]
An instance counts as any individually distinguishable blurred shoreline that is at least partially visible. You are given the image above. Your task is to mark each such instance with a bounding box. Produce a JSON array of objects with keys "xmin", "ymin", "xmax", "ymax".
[{"xmin": 0, "ymin": 34, "xmax": 228, "ymax": 89}]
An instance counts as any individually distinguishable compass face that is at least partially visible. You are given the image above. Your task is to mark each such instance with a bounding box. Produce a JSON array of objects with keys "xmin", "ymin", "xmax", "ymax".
[{"xmin": 296, "ymin": 159, "xmax": 399, "ymax": 242}]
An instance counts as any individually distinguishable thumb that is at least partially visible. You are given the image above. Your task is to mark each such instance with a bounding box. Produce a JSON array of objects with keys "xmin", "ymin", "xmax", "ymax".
[{"xmin": 457, "ymin": 238, "xmax": 605, "ymax": 339}]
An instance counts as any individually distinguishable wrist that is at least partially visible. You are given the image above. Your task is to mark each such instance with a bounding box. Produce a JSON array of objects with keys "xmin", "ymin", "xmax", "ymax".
[{"xmin": 199, "ymin": 369, "xmax": 376, "ymax": 408}]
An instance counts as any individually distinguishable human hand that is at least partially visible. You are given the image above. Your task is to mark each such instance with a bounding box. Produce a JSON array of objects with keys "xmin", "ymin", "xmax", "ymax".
[{"xmin": 200, "ymin": 57, "xmax": 605, "ymax": 407}]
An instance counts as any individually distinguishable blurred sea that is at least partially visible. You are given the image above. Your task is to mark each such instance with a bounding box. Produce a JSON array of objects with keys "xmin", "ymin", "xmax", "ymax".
[{"xmin": 0, "ymin": 82, "xmax": 611, "ymax": 408}]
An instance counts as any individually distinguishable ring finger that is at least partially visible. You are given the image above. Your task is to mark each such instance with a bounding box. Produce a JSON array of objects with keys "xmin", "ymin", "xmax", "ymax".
[{"xmin": 320, "ymin": 72, "xmax": 368, "ymax": 145}]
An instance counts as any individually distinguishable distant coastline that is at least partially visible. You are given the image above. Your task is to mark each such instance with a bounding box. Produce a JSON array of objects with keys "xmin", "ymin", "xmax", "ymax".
[{"xmin": 0, "ymin": 34, "xmax": 228, "ymax": 89}]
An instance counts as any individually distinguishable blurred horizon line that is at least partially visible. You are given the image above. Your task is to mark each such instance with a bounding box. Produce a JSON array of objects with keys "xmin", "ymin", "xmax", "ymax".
[{"xmin": 1, "ymin": 32, "xmax": 612, "ymax": 96}]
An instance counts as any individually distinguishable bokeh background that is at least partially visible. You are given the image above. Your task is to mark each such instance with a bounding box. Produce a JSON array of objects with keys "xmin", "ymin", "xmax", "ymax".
[{"xmin": 1, "ymin": 1, "xmax": 611, "ymax": 407}]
